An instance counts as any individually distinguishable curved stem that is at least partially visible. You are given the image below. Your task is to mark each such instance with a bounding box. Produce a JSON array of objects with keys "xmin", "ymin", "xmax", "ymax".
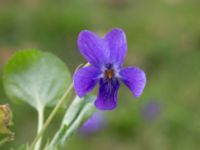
[
  {"xmin": 34, "ymin": 107, "xmax": 44, "ymax": 150},
  {"xmin": 29, "ymin": 83, "xmax": 73, "ymax": 150}
]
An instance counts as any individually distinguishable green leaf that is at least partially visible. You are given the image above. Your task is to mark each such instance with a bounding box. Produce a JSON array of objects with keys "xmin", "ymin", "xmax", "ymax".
[
  {"xmin": 60, "ymin": 95, "xmax": 96, "ymax": 143},
  {"xmin": 61, "ymin": 96, "xmax": 85, "ymax": 127},
  {"xmin": 3, "ymin": 49, "xmax": 71, "ymax": 110},
  {"xmin": 48, "ymin": 95, "xmax": 96, "ymax": 149}
]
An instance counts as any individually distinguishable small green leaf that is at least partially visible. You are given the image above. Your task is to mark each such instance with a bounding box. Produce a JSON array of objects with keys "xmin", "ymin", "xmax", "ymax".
[
  {"xmin": 61, "ymin": 96, "xmax": 85, "ymax": 127},
  {"xmin": 49, "ymin": 95, "xmax": 96, "ymax": 149},
  {"xmin": 60, "ymin": 95, "xmax": 96, "ymax": 144},
  {"xmin": 3, "ymin": 50, "xmax": 71, "ymax": 110}
]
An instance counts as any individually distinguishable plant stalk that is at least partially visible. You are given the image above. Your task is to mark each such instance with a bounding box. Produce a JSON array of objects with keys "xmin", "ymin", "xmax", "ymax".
[{"xmin": 34, "ymin": 107, "xmax": 44, "ymax": 150}]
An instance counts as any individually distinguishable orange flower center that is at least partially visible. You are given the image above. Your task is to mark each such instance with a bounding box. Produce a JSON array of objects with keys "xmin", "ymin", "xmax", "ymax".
[{"xmin": 105, "ymin": 69, "xmax": 114, "ymax": 79}]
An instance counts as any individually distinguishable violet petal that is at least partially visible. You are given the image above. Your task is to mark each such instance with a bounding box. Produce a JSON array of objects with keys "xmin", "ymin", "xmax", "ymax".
[
  {"xmin": 78, "ymin": 30, "xmax": 109, "ymax": 68},
  {"xmin": 79, "ymin": 112, "xmax": 105, "ymax": 135},
  {"xmin": 95, "ymin": 78, "xmax": 120, "ymax": 110},
  {"xmin": 120, "ymin": 67, "xmax": 146, "ymax": 97},
  {"xmin": 73, "ymin": 66, "xmax": 100, "ymax": 97},
  {"xmin": 104, "ymin": 28, "xmax": 127, "ymax": 67}
]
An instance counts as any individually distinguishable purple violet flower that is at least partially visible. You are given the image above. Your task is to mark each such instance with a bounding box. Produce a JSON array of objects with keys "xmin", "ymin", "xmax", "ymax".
[
  {"xmin": 141, "ymin": 101, "xmax": 161, "ymax": 121},
  {"xmin": 73, "ymin": 28, "xmax": 146, "ymax": 110},
  {"xmin": 79, "ymin": 112, "xmax": 106, "ymax": 135}
]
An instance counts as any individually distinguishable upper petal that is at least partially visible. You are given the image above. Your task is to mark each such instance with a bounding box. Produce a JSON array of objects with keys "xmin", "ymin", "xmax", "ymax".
[
  {"xmin": 78, "ymin": 30, "xmax": 109, "ymax": 68},
  {"xmin": 95, "ymin": 78, "xmax": 120, "ymax": 110},
  {"xmin": 104, "ymin": 28, "xmax": 127, "ymax": 67},
  {"xmin": 120, "ymin": 67, "xmax": 146, "ymax": 97},
  {"xmin": 73, "ymin": 66, "xmax": 101, "ymax": 97}
]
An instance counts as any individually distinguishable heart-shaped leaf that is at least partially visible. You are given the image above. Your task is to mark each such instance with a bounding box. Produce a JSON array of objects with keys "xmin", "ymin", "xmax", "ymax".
[{"xmin": 3, "ymin": 50, "xmax": 71, "ymax": 110}]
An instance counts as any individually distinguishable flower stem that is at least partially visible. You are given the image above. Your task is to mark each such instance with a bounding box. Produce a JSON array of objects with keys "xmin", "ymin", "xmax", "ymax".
[
  {"xmin": 29, "ymin": 82, "xmax": 73, "ymax": 150},
  {"xmin": 34, "ymin": 107, "xmax": 44, "ymax": 150}
]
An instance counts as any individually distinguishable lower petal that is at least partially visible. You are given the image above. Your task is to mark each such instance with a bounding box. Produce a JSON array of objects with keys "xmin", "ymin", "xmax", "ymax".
[
  {"xmin": 73, "ymin": 66, "xmax": 100, "ymax": 97},
  {"xmin": 120, "ymin": 67, "xmax": 146, "ymax": 97},
  {"xmin": 95, "ymin": 78, "xmax": 120, "ymax": 110}
]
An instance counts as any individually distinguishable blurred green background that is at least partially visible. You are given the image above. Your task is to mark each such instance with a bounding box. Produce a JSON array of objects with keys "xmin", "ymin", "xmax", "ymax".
[{"xmin": 0, "ymin": 0, "xmax": 200, "ymax": 149}]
